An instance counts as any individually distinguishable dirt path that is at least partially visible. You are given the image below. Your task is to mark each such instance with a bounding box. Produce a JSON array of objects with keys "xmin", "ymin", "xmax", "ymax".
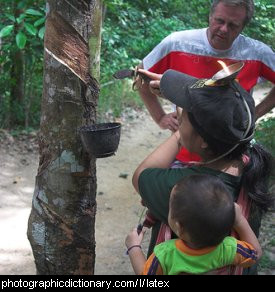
[
  {"xmin": 95, "ymin": 110, "xmax": 171, "ymax": 275},
  {"xmin": 0, "ymin": 87, "xmax": 274, "ymax": 275}
]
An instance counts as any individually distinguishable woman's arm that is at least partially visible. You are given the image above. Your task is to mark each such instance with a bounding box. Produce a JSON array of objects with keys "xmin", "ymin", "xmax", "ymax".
[{"xmin": 132, "ymin": 131, "xmax": 181, "ymax": 193}]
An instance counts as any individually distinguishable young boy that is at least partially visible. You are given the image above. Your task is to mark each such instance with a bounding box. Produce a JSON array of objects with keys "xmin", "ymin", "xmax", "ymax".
[{"xmin": 125, "ymin": 174, "xmax": 262, "ymax": 275}]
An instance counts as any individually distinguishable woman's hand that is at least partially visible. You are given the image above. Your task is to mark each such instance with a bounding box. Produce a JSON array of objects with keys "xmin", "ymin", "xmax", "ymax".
[
  {"xmin": 137, "ymin": 69, "xmax": 162, "ymax": 96},
  {"xmin": 137, "ymin": 68, "xmax": 162, "ymax": 81}
]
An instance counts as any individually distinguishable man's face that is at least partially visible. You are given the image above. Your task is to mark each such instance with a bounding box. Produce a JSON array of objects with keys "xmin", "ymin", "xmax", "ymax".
[{"xmin": 208, "ymin": 2, "xmax": 246, "ymax": 50}]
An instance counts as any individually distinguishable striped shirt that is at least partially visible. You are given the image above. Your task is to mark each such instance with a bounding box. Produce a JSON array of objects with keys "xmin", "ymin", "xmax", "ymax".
[
  {"xmin": 142, "ymin": 237, "xmax": 258, "ymax": 275},
  {"xmin": 143, "ymin": 28, "xmax": 275, "ymax": 91}
]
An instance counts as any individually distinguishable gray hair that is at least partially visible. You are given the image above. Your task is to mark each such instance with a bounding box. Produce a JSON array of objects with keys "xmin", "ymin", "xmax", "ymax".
[{"xmin": 210, "ymin": 0, "xmax": 255, "ymax": 26}]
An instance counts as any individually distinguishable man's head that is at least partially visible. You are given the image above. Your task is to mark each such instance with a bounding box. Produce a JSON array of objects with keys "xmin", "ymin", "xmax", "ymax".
[
  {"xmin": 208, "ymin": 0, "xmax": 255, "ymax": 50},
  {"xmin": 169, "ymin": 174, "xmax": 235, "ymax": 248}
]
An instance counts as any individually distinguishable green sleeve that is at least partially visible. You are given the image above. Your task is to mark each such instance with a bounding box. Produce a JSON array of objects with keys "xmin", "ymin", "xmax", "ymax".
[
  {"xmin": 138, "ymin": 168, "xmax": 193, "ymax": 223},
  {"xmin": 138, "ymin": 166, "xmax": 241, "ymax": 224}
]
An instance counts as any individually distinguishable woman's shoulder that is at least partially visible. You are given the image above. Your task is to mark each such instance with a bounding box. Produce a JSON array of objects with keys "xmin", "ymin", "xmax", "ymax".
[{"xmin": 140, "ymin": 165, "xmax": 240, "ymax": 185}]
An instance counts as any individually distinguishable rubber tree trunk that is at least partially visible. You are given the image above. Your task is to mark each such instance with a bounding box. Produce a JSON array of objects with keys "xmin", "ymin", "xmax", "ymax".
[{"xmin": 27, "ymin": 0, "xmax": 102, "ymax": 275}]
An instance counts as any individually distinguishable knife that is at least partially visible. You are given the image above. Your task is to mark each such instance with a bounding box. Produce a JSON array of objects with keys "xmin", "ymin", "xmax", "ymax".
[{"xmin": 113, "ymin": 69, "xmax": 152, "ymax": 83}]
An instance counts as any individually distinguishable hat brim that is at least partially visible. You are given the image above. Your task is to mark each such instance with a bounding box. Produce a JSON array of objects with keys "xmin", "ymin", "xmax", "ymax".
[{"xmin": 160, "ymin": 70, "xmax": 198, "ymax": 108}]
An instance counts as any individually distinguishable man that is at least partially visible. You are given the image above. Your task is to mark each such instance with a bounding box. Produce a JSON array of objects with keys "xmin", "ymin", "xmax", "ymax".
[{"xmin": 138, "ymin": 0, "xmax": 275, "ymax": 136}]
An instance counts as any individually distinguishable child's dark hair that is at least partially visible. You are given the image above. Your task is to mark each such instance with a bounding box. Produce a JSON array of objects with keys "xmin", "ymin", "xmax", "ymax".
[{"xmin": 170, "ymin": 174, "xmax": 235, "ymax": 248}]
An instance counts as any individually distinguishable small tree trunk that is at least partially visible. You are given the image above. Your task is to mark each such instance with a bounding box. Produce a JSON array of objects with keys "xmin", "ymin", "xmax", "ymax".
[
  {"xmin": 10, "ymin": 50, "xmax": 24, "ymax": 103},
  {"xmin": 10, "ymin": 4, "xmax": 24, "ymax": 121},
  {"xmin": 27, "ymin": 0, "xmax": 102, "ymax": 275}
]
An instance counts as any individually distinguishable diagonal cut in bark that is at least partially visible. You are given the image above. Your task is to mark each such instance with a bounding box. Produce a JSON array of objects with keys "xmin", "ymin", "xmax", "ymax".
[{"xmin": 45, "ymin": 11, "xmax": 90, "ymax": 84}]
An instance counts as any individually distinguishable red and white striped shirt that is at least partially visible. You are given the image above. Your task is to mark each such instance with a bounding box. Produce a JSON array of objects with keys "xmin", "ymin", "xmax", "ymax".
[{"xmin": 143, "ymin": 28, "xmax": 275, "ymax": 91}]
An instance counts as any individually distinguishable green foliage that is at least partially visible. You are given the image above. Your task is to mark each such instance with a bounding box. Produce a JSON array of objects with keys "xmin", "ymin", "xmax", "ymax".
[
  {"xmin": 101, "ymin": 2, "xmax": 186, "ymax": 83},
  {"xmin": 258, "ymin": 251, "xmax": 275, "ymax": 271},
  {"xmin": 100, "ymin": 0, "xmax": 194, "ymax": 115},
  {"xmin": 0, "ymin": 0, "xmax": 45, "ymax": 129},
  {"xmin": 0, "ymin": 25, "xmax": 14, "ymax": 37},
  {"xmin": 244, "ymin": 0, "xmax": 275, "ymax": 50},
  {"xmin": 0, "ymin": 1, "xmax": 45, "ymax": 49},
  {"xmin": 98, "ymin": 80, "xmax": 143, "ymax": 121},
  {"xmin": 16, "ymin": 31, "xmax": 27, "ymax": 49},
  {"xmin": 254, "ymin": 117, "xmax": 275, "ymax": 156},
  {"xmin": 255, "ymin": 118, "xmax": 275, "ymax": 152}
]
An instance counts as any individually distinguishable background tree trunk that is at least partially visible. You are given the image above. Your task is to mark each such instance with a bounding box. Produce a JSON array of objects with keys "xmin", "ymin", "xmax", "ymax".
[
  {"xmin": 27, "ymin": 0, "xmax": 102, "ymax": 275},
  {"xmin": 9, "ymin": 4, "xmax": 24, "ymax": 127}
]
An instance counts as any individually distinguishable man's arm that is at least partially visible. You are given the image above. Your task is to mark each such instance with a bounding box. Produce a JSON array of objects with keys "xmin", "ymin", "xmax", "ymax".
[
  {"xmin": 255, "ymin": 86, "xmax": 275, "ymax": 120},
  {"xmin": 137, "ymin": 63, "xmax": 178, "ymax": 131}
]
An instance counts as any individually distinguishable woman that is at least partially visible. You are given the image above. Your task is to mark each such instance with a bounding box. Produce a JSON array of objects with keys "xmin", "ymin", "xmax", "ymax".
[{"xmin": 132, "ymin": 69, "xmax": 274, "ymax": 274}]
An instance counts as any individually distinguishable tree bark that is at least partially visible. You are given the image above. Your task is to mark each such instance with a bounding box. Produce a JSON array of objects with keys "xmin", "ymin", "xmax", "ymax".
[{"xmin": 27, "ymin": 0, "xmax": 102, "ymax": 275}]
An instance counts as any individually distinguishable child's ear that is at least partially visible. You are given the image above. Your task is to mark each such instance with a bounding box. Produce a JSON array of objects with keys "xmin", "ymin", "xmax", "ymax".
[{"xmin": 175, "ymin": 221, "xmax": 184, "ymax": 236}]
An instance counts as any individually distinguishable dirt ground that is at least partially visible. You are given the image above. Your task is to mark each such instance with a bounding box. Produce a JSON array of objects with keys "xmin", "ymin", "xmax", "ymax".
[{"xmin": 0, "ymin": 87, "xmax": 274, "ymax": 275}]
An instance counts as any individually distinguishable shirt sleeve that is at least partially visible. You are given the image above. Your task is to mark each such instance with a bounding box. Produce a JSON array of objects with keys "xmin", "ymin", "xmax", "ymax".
[
  {"xmin": 138, "ymin": 168, "xmax": 188, "ymax": 223},
  {"xmin": 143, "ymin": 33, "xmax": 173, "ymax": 72},
  {"xmin": 259, "ymin": 43, "xmax": 275, "ymax": 83},
  {"xmin": 233, "ymin": 240, "xmax": 258, "ymax": 268},
  {"xmin": 142, "ymin": 253, "xmax": 163, "ymax": 275}
]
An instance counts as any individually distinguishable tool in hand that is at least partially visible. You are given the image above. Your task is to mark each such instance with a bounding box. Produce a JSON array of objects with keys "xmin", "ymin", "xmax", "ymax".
[{"xmin": 113, "ymin": 67, "xmax": 152, "ymax": 90}]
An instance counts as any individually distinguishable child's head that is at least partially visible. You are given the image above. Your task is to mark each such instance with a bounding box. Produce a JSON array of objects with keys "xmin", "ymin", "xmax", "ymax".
[{"xmin": 168, "ymin": 174, "xmax": 235, "ymax": 249}]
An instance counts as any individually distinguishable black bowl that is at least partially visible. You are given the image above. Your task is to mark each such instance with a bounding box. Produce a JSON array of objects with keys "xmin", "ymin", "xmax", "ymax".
[{"xmin": 79, "ymin": 123, "xmax": 121, "ymax": 158}]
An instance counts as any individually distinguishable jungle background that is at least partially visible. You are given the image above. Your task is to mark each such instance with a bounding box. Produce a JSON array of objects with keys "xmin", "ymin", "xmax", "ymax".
[{"xmin": 0, "ymin": 0, "xmax": 274, "ymax": 274}]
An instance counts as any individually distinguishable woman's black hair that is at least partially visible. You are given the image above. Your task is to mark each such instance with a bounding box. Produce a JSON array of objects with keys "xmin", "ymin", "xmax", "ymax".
[
  {"xmin": 208, "ymin": 139, "xmax": 274, "ymax": 212},
  {"xmin": 242, "ymin": 143, "xmax": 274, "ymax": 212}
]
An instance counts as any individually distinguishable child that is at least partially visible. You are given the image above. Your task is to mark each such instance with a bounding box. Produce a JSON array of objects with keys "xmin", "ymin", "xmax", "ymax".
[{"xmin": 125, "ymin": 174, "xmax": 262, "ymax": 275}]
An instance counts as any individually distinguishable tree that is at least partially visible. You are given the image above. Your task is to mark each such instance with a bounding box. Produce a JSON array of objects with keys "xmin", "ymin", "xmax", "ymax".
[
  {"xmin": 0, "ymin": 0, "xmax": 45, "ymax": 128},
  {"xmin": 27, "ymin": 0, "xmax": 102, "ymax": 275}
]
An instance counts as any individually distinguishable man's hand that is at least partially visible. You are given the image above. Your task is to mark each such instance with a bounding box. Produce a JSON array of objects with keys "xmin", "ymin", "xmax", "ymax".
[{"xmin": 137, "ymin": 67, "xmax": 179, "ymax": 131}]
